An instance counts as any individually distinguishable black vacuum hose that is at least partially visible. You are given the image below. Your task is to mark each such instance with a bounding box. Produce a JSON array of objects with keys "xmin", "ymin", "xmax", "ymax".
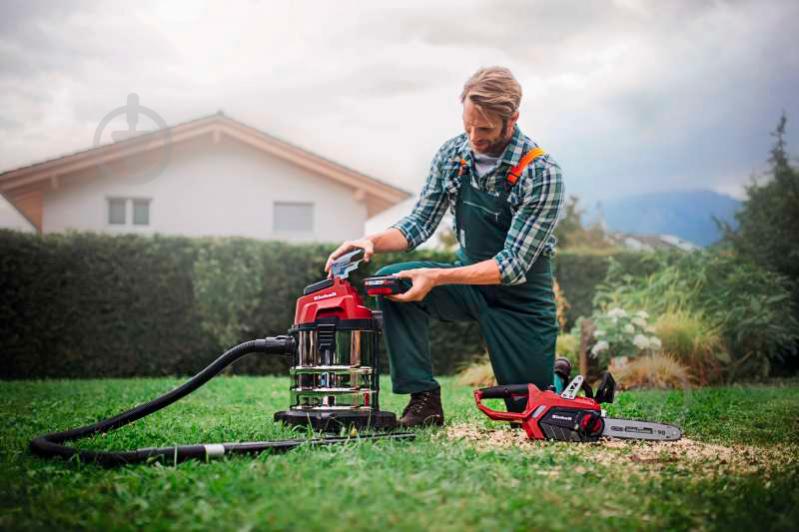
[{"xmin": 30, "ymin": 336, "xmax": 295, "ymax": 467}]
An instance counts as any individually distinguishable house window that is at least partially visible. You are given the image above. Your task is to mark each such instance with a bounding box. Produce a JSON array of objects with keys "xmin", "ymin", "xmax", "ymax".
[
  {"xmin": 274, "ymin": 202, "xmax": 314, "ymax": 232},
  {"xmin": 108, "ymin": 198, "xmax": 126, "ymax": 225},
  {"xmin": 132, "ymin": 199, "xmax": 150, "ymax": 225},
  {"xmin": 107, "ymin": 197, "xmax": 151, "ymax": 226}
]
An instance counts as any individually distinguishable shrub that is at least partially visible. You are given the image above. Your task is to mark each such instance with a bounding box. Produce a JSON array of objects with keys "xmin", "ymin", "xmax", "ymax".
[
  {"xmin": 553, "ymin": 279, "xmax": 570, "ymax": 331},
  {"xmin": 555, "ymin": 333, "xmax": 579, "ymax": 368},
  {"xmin": 582, "ymin": 308, "xmax": 662, "ymax": 368},
  {"xmin": 654, "ymin": 310, "xmax": 728, "ymax": 385},
  {"xmin": 455, "ymin": 357, "xmax": 496, "ymax": 388},
  {"xmin": 594, "ymin": 250, "xmax": 799, "ymax": 379},
  {"xmin": 614, "ymin": 354, "xmax": 692, "ymax": 390},
  {"xmin": 553, "ymin": 249, "xmax": 680, "ymax": 328}
]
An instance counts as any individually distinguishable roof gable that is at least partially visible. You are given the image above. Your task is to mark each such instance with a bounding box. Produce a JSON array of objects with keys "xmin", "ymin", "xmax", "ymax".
[{"xmin": 0, "ymin": 112, "xmax": 411, "ymax": 231}]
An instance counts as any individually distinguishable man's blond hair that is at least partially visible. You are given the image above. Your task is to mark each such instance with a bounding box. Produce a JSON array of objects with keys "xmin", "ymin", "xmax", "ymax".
[{"xmin": 460, "ymin": 66, "xmax": 522, "ymax": 122}]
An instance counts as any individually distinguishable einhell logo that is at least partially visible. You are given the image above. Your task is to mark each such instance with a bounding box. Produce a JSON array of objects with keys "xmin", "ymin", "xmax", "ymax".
[
  {"xmin": 551, "ymin": 414, "xmax": 573, "ymax": 422},
  {"xmin": 313, "ymin": 292, "xmax": 338, "ymax": 301}
]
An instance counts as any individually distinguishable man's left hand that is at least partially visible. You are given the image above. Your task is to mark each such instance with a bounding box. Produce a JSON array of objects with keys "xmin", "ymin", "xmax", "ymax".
[{"xmin": 386, "ymin": 268, "xmax": 439, "ymax": 303}]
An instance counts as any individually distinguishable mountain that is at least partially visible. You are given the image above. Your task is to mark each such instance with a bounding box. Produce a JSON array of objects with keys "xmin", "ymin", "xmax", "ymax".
[{"xmin": 587, "ymin": 189, "xmax": 741, "ymax": 247}]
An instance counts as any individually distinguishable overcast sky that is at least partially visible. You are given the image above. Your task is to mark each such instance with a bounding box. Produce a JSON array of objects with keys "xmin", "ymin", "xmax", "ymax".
[{"xmin": 1, "ymin": 0, "xmax": 798, "ymax": 225}]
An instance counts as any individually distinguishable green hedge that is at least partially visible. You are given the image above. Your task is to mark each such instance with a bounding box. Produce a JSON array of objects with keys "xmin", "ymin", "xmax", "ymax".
[
  {"xmin": 2, "ymin": 231, "xmax": 213, "ymax": 379},
  {"xmin": 1, "ymin": 230, "xmax": 652, "ymax": 379},
  {"xmin": 0, "ymin": 231, "xmax": 489, "ymax": 379}
]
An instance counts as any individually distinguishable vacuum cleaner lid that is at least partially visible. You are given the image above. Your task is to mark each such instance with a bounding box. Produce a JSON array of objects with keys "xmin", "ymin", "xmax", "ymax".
[{"xmin": 294, "ymin": 277, "xmax": 373, "ymax": 326}]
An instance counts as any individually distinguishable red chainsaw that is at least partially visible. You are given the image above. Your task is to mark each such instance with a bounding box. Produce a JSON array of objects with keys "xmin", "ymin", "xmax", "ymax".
[{"xmin": 474, "ymin": 370, "xmax": 682, "ymax": 442}]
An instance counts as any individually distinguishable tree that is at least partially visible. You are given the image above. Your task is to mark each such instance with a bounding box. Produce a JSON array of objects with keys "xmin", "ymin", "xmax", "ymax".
[
  {"xmin": 554, "ymin": 196, "xmax": 615, "ymax": 251},
  {"xmin": 554, "ymin": 195, "xmax": 584, "ymax": 249},
  {"xmin": 721, "ymin": 113, "xmax": 799, "ymax": 286}
]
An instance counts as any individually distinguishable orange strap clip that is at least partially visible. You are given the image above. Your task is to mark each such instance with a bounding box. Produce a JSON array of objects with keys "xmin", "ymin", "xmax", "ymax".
[
  {"xmin": 458, "ymin": 158, "xmax": 468, "ymax": 176},
  {"xmin": 507, "ymin": 147, "xmax": 545, "ymax": 185}
]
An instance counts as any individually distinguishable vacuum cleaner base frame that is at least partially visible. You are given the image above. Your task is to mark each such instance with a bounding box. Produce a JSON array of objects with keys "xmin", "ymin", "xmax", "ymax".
[{"xmin": 274, "ymin": 409, "xmax": 397, "ymax": 432}]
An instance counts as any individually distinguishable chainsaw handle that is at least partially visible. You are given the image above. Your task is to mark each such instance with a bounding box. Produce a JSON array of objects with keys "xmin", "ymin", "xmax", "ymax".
[
  {"xmin": 473, "ymin": 384, "xmax": 536, "ymax": 422},
  {"xmin": 477, "ymin": 384, "xmax": 531, "ymax": 399}
]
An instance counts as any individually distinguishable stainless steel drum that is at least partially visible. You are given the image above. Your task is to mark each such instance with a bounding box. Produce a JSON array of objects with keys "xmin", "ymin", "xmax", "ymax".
[
  {"xmin": 290, "ymin": 329, "xmax": 378, "ymax": 410},
  {"xmin": 274, "ymin": 315, "xmax": 396, "ymax": 431}
]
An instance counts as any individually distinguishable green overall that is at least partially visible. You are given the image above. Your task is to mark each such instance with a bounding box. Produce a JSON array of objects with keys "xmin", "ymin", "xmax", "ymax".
[{"xmin": 377, "ymin": 149, "xmax": 559, "ymax": 411}]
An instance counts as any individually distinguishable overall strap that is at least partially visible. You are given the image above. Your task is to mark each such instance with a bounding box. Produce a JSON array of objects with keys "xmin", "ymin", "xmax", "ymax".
[
  {"xmin": 458, "ymin": 158, "xmax": 468, "ymax": 177},
  {"xmin": 507, "ymin": 147, "xmax": 545, "ymax": 185}
]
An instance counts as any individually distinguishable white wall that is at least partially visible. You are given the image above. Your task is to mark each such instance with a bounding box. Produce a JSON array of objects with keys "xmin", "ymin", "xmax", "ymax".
[
  {"xmin": 42, "ymin": 136, "xmax": 368, "ymax": 243},
  {"xmin": 365, "ymin": 195, "xmax": 453, "ymax": 250}
]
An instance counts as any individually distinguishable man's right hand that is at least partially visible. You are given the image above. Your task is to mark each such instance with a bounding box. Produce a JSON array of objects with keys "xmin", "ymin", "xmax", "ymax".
[{"xmin": 325, "ymin": 238, "xmax": 375, "ymax": 275}]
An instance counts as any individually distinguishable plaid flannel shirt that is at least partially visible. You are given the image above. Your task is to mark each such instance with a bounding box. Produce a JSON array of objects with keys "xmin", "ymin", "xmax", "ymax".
[{"xmin": 391, "ymin": 125, "xmax": 564, "ymax": 286}]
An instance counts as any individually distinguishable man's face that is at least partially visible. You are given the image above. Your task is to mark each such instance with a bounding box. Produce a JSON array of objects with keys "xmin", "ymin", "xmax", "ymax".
[{"xmin": 462, "ymin": 98, "xmax": 517, "ymax": 156}]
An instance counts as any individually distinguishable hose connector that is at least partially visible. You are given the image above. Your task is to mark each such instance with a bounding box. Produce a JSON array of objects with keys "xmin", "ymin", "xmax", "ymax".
[{"xmin": 261, "ymin": 335, "xmax": 296, "ymax": 355}]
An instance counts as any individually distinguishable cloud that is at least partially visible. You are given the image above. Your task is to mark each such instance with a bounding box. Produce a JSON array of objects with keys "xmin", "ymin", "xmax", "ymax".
[{"xmin": 0, "ymin": 0, "xmax": 797, "ymax": 206}]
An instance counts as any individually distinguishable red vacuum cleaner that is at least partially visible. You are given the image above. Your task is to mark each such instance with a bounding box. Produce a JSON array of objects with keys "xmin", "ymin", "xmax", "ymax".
[
  {"xmin": 30, "ymin": 249, "xmax": 413, "ymax": 467},
  {"xmin": 274, "ymin": 249, "xmax": 400, "ymax": 430}
]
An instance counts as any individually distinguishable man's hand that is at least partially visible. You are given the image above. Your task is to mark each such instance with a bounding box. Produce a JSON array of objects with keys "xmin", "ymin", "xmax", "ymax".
[
  {"xmin": 386, "ymin": 268, "xmax": 439, "ymax": 303},
  {"xmin": 324, "ymin": 229, "xmax": 410, "ymax": 278},
  {"xmin": 325, "ymin": 238, "xmax": 375, "ymax": 275}
]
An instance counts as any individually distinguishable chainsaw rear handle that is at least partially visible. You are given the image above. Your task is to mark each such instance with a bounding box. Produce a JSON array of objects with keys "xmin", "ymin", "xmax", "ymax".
[
  {"xmin": 476, "ymin": 383, "xmax": 532, "ymax": 399},
  {"xmin": 473, "ymin": 384, "xmax": 537, "ymax": 422}
]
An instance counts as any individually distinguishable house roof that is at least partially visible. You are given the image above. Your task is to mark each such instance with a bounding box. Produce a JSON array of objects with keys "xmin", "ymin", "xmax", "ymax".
[
  {"xmin": 609, "ymin": 232, "xmax": 700, "ymax": 252},
  {"xmin": 0, "ymin": 111, "xmax": 412, "ymax": 231}
]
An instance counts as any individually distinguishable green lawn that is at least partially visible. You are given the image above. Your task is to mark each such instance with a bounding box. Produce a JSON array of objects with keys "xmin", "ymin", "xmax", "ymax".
[{"xmin": 1, "ymin": 376, "xmax": 797, "ymax": 531}]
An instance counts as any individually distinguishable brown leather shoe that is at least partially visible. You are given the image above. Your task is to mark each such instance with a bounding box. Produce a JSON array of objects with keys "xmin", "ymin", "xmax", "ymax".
[{"xmin": 398, "ymin": 387, "xmax": 444, "ymax": 428}]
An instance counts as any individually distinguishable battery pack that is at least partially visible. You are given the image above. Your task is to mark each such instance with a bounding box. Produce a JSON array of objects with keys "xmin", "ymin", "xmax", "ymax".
[{"xmin": 364, "ymin": 275, "xmax": 412, "ymax": 296}]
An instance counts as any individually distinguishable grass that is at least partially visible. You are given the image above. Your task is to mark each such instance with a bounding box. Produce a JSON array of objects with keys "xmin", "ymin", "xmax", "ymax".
[{"xmin": 1, "ymin": 376, "xmax": 798, "ymax": 531}]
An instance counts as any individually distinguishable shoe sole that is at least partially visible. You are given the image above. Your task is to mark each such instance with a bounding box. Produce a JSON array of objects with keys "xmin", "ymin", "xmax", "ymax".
[{"xmin": 398, "ymin": 416, "xmax": 445, "ymax": 428}]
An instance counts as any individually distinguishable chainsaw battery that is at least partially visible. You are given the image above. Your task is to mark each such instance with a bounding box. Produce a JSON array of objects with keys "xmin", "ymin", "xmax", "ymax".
[{"xmin": 364, "ymin": 275, "xmax": 412, "ymax": 296}]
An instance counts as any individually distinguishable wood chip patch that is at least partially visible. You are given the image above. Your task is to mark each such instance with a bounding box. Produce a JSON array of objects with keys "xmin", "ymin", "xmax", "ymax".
[{"xmin": 440, "ymin": 423, "xmax": 797, "ymax": 476}]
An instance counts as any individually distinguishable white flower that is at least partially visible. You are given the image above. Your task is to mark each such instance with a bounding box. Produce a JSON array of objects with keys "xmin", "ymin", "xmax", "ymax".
[
  {"xmin": 594, "ymin": 329, "xmax": 606, "ymax": 338},
  {"xmin": 591, "ymin": 340, "xmax": 609, "ymax": 356},
  {"xmin": 632, "ymin": 317, "xmax": 647, "ymax": 328},
  {"xmin": 649, "ymin": 337, "xmax": 662, "ymax": 350},
  {"xmin": 608, "ymin": 308, "xmax": 627, "ymax": 318},
  {"xmin": 632, "ymin": 334, "xmax": 650, "ymax": 350},
  {"xmin": 636, "ymin": 310, "xmax": 650, "ymax": 320},
  {"xmin": 645, "ymin": 325, "xmax": 657, "ymax": 333},
  {"xmin": 623, "ymin": 324, "xmax": 635, "ymax": 334}
]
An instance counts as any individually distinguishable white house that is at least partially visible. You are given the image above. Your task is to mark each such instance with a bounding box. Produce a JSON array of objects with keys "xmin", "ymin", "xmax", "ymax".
[
  {"xmin": 0, "ymin": 112, "xmax": 411, "ymax": 242},
  {"xmin": 608, "ymin": 232, "xmax": 700, "ymax": 252}
]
